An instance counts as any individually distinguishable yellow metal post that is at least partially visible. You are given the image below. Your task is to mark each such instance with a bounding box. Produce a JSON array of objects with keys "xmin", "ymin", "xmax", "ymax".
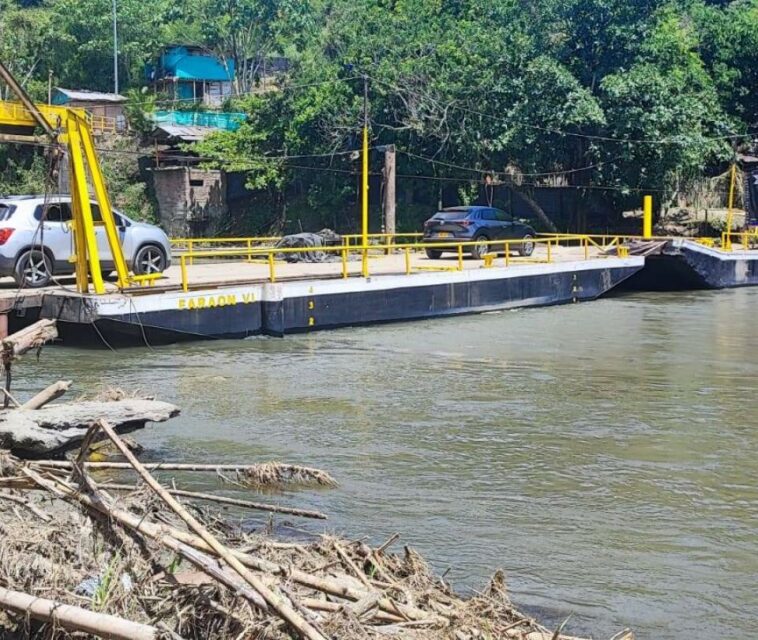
[
  {"xmin": 643, "ymin": 195, "xmax": 653, "ymax": 239},
  {"xmin": 341, "ymin": 248, "xmax": 348, "ymax": 278},
  {"xmin": 180, "ymin": 256, "xmax": 188, "ymax": 292},
  {"xmin": 361, "ymin": 124, "xmax": 369, "ymax": 278},
  {"xmin": 268, "ymin": 252, "xmax": 276, "ymax": 283},
  {"xmin": 725, "ymin": 163, "xmax": 737, "ymax": 251},
  {"xmin": 361, "ymin": 75, "xmax": 370, "ymax": 278},
  {"xmin": 457, "ymin": 243, "xmax": 463, "ymax": 270},
  {"xmin": 404, "ymin": 247, "xmax": 411, "ymax": 275},
  {"xmin": 79, "ymin": 115, "xmax": 130, "ymax": 288},
  {"xmin": 546, "ymin": 239, "xmax": 552, "ymax": 263},
  {"xmin": 67, "ymin": 148, "xmax": 89, "ymax": 293},
  {"xmin": 67, "ymin": 117, "xmax": 105, "ymax": 294}
]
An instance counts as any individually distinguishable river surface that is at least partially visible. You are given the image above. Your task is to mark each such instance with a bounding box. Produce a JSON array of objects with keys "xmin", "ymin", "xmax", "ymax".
[{"xmin": 22, "ymin": 289, "xmax": 758, "ymax": 639}]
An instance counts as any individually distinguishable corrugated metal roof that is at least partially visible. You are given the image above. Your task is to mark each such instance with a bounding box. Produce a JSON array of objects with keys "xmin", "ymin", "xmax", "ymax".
[
  {"xmin": 153, "ymin": 124, "xmax": 216, "ymax": 142},
  {"xmin": 54, "ymin": 88, "xmax": 127, "ymax": 103}
]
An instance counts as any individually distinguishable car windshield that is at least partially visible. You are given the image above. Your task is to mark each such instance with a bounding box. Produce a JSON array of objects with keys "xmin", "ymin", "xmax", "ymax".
[
  {"xmin": 433, "ymin": 210, "xmax": 471, "ymax": 220},
  {"xmin": 0, "ymin": 204, "xmax": 16, "ymax": 221}
]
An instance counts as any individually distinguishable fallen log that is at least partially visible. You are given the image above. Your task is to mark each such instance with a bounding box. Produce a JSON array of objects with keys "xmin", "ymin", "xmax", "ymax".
[
  {"xmin": 0, "ymin": 586, "xmax": 159, "ymax": 640},
  {"xmin": 0, "ymin": 399, "xmax": 179, "ymax": 457},
  {"xmin": 20, "ymin": 380, "xmax": 72, "ymax": 410},
  {"xmin": 95, "ymin": 419, "xmax": 329, "ymax": 640},
  {"xmin": 1, "ymin": 319, "xmax": 57, "ymax": 359}
]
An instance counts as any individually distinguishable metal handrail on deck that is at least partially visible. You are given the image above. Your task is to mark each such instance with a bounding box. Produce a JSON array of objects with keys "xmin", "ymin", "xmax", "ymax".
[
  {"xmin": 171, "ymin": 236, "xmax": 282, "ymax": 265},
  {"xmin": 176, "ymin": 235, "xmax": 603, "ymax": 292},
  {"xmin": 721, "ymin": 229, "xmax": 758, "ymax": 251}
]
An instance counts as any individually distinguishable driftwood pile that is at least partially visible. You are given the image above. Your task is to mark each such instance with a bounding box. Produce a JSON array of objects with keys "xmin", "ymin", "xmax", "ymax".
[{"xmin": 0, "ymin": 421, "xmax": 632, "ymax": 640}]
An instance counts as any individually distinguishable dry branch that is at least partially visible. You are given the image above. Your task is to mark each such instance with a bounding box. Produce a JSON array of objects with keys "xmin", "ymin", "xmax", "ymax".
[
  {"xmin": 100, "ymin": 483, "xmax": 328, "ymax": 519},
  {"xmin": 20, "ymin": 380, "xmax": 72, "ymax": 410},
  {"xmin": 0, "ymin": 587, "xmax": 159, "ymax": 640},
  {"xmin": 35, "ymin": 460, "xmax": 337, "ymax": 486}
]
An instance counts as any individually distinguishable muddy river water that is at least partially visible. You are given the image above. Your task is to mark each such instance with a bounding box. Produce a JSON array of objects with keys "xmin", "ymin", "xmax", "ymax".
[{"xmin": 23, "ymin": 288, "xmax": 758, "ymax": 639}]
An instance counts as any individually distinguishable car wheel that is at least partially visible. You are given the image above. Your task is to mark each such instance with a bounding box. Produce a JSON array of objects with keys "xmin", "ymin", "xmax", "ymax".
[
  {"xmin": 518, "ymin": 234, "xmax": 535, "ymax": 257},
  {"xmin": 425, "ymin": 248, "xmax": 442, "ymax": 259},
  {"xmin": 470, "ymin": 235, "xmax": 490, "ymax": 260},
  {"xmin": 14, "ymin": 249, "xmax": 52, "ymax": 288},
  {"xmin": 133, "ymin": 244, "xmax": 166, "ymax": 275}
]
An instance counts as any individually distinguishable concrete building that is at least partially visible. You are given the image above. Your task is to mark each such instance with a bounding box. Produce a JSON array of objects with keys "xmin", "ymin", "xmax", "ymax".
[{"xmin": 151, "ymin": 166, "xmax": 228, "ymax": 237}]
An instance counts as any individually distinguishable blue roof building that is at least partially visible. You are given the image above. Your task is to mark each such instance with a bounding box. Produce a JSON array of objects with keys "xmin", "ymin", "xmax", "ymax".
[{"xmin": 146, "ymin": 45, "xmax": 236, "ymax": 107}]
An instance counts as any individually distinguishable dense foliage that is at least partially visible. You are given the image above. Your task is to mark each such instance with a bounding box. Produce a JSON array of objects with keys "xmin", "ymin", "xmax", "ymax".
[{"xmin": 0, "ymin": 0, "xmax": 756, "ymax": 229}]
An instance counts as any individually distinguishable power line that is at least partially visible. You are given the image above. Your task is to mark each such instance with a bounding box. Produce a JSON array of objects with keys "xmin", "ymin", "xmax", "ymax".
[
  {"xmin": 1, "ymin": 128, "xmax": 734, "ymax": 196},
  {"xmin": 0, "ymin": 137, "xmax": 373, "ymax": 165},
  {"xmin": 399, "ymin": 149, "xmax": 615, "ymax": 178}
]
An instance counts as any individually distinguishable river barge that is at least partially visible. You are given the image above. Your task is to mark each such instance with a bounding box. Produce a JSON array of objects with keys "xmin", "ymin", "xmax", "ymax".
[{"xmin": 0, "ymin": 246, "xmax": 643, "ymax": 345}]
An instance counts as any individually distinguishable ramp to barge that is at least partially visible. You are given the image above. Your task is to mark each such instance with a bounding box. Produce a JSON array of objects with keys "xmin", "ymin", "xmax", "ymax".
[{"xmin": 619, "ymin": 239, "xmax": 758, "ymax": 290}]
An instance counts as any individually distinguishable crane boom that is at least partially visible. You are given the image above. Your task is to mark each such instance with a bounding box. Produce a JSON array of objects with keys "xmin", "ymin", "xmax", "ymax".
[{"xmin": 0, "ymin": 60, "xmax": 131, "ymax": 293}]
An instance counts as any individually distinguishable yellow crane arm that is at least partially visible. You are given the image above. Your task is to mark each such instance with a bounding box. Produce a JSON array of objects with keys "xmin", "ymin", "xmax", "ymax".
[{"xmin": 0, "ymin": 62, "xmax": 130, "ymax": 294}]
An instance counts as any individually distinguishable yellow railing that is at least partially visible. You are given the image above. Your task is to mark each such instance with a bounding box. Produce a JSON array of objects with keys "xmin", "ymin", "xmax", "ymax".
[
  {"xmin": 176, "ymin": 235, "xmax": 591, "ymax": 292},
  {"xmin": 171, "ymin": 236, "xmax": 282, "ymax": 265},
  {"xmin": 721, "ymin": 229, "xmax": 758, "ymax": 251},
  {"xmin": 170, "ymin": 231, "xmax": 758, "ymax": 292},
  {"xmin": 89, "ymin": 114, "xmax": 124, "ymax": 134},
  {"xmin": 539, "ymin": 232, "xmax": 753, "ymax": 254}
]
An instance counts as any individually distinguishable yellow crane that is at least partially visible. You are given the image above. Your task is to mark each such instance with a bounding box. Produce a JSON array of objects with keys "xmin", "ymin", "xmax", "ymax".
[{"xmin": 0, "ymin": 60, "xmax": 139, "ymax": 294}]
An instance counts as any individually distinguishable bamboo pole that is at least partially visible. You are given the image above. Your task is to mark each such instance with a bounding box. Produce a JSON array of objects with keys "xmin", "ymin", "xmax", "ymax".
[
  {"xmin": 0, "ymin": 587, "xmax": 159, "ymax": 640},
  {"xmin": 94, "ymin": 419, "xmax": 328, "ymax": 640},
  {"xmin": 100, "ymin": 483, "xmax": 327, "ymax": 519}
]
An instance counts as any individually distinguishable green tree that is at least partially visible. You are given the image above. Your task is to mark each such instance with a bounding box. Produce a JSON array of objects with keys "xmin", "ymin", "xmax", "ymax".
[{"xmin": 599, "ymin": 7, "xmax": 733, "ymax": 203}]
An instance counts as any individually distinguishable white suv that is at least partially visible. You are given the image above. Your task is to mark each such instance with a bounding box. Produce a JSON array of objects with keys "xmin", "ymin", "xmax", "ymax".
[{"xmin": 0, "ymin": 195, "xmax": 172, "ymax": 287}]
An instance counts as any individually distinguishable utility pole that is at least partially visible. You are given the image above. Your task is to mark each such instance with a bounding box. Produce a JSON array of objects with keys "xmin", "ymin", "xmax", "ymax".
[
  {"xmin": 47, "ymin": 70, "xmax": 53, "ymax": 105},
  {"xmin": 361, "ymin": 75, "xmax": 369, "ymax": 278},
  {"xmin": 383, "ymin": 144, "xmax": 396, "ymax": 240},
  {"xmin": 725, "ymin": 162, "xmax": 737, "ymax": 251},
  {"xmin": 112, "ymin": 0, "xmax": 119, "ymax": 95}
]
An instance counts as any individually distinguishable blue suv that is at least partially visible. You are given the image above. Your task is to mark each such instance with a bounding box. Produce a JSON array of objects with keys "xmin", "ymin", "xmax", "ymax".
[{"xmin": 422, "ymin": 206, "xmax": 536, "ymax": 260}]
